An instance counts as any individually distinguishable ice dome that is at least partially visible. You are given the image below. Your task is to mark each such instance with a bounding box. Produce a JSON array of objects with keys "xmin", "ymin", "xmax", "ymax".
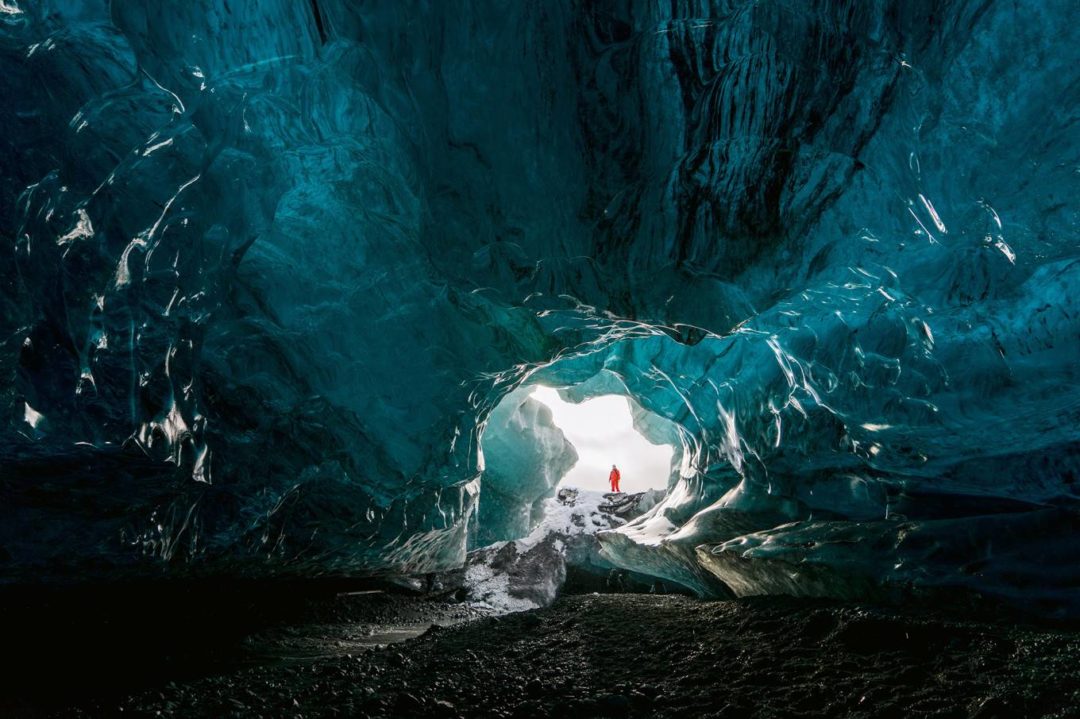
[{"xmin": 0, "ymin": 0, "xmax": 1078, "ymax": 615}]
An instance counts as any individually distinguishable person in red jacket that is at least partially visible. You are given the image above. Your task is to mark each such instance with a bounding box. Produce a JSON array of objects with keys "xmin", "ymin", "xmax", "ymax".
[{"xmin": 609, "ymin": 464, "xmax": 621, "ymax": 493}]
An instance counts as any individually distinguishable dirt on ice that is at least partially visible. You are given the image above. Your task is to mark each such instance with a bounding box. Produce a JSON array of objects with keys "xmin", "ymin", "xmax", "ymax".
[{"xmin": 32, "ymin": 592, "xmax": 1080, "ymax": 719}]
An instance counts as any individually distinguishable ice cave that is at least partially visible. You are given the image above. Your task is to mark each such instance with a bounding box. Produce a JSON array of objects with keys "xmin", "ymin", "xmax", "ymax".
[{"xmin": 1, "ymin": 0, "xmax": 1079, "ymax": 715}]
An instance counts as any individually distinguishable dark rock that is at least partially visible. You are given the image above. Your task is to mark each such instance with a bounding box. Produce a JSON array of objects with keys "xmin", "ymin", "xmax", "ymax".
[
  {"xmin": 970, "ymin": 696, "xmax": 1021, "ymax": 719},
  {"xmin": 596, "ymin": 693, "xmax": 632, "ymax": 717},
  {"xmin": 395, "ymin": 691, "xmax": 424, "ymax": 713}
]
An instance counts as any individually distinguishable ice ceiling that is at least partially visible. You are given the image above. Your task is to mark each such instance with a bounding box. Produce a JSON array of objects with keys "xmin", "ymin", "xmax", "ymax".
[{"xmin": 1, "ymin": 1, "xmax": 1077, "ymax": 613}]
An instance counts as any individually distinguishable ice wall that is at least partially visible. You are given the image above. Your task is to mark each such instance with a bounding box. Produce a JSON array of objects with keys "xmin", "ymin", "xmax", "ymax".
[
  {"xmin": 1, "ymin": 0, "xmax": 1077, "ymax": 612},
  {"xmin": 476, "ymin": 388, "xmax": 578, "ymax": 545}
]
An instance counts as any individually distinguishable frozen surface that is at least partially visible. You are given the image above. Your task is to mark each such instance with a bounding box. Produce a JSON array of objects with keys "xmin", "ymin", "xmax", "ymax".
[
  {"xmin": 0, "ymin": 0, "xmax": 1077, "ymax": 613},
  {"xmin": 475, "ymin": 388, "xmax": 578, "ymax": 545}
]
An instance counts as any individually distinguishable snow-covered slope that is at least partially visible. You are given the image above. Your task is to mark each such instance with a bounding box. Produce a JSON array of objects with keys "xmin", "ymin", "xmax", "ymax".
[{"xmin": 460, "ymin": 488, "xmax": 663, "ymax": 613}]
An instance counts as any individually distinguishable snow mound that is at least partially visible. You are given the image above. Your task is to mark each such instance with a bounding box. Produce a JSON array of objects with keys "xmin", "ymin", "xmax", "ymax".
[{"xmin": 460, "ymin": 487, "xmax": 662, "ymax": 613}]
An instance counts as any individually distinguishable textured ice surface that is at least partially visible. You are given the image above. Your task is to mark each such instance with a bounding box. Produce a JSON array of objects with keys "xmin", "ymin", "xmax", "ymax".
[
  {"xmin": 0, "ymin": 0, "xmax": 1078, "ymax": 612},
  {"xmin": 475, "ymin": 388, "xmax": 578, "ymax": 546}
]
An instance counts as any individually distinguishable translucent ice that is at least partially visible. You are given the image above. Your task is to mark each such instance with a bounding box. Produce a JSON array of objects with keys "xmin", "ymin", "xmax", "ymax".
[
  {"xmin": 475, "ymin": 388, "xmax": 578, "ymax": 546},
  {"xmin": 1, "ymin": 1, "xmax": 1077, "ymax": 614}
]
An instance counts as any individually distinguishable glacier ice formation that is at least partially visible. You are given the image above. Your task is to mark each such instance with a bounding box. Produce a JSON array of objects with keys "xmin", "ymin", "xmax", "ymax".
[
  {"xmin": 1, "ymin": 0, "xmax": 1078, "ymax": 615},
  {"xmin": 475, "ymin": 387, "xmax": 579, "ymax": 546}
]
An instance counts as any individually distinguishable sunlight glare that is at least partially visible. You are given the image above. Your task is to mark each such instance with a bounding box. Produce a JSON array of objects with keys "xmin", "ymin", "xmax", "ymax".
[{"xmin": 530, "ymin": 386, "xmax": 673, "ymax": 493}]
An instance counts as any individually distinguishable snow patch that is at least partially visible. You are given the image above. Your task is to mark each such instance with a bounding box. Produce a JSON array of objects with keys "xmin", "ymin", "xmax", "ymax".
[{"xmin": 462, "ymin": 487, "xmax": 663, "ymax": 613}]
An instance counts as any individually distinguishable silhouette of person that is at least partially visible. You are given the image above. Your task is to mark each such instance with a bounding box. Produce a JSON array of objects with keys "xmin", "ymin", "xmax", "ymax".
[{"xmin": 609, "ymin": 464, "xmax": 621, "ymax": 493}]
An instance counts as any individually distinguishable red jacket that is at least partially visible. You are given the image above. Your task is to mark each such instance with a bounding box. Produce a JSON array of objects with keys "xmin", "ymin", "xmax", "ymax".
[{"xmin": 609, "ymin": 468, "xmax": 621, "ymax": 483}]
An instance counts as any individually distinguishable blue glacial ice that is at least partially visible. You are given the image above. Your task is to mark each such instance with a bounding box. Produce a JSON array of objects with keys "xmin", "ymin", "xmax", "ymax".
[
  {"xmin": 0, "ymin": 0, "xmax": 1078, "ymax": 614},
  {"xmin": 475, "ymin": 388, "xmax": 578, "ymax": 546}
]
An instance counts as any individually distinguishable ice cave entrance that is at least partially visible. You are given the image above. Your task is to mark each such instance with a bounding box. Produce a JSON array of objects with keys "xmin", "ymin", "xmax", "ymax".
[{"xmin": 530, "ymin": 386, "xmax": 673, "ymax": 493}]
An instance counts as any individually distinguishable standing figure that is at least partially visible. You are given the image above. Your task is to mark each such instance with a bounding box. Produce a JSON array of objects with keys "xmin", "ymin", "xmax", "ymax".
[{"xmin": 609, "ymin": 464, "xmax": 621, "ymax": 493}]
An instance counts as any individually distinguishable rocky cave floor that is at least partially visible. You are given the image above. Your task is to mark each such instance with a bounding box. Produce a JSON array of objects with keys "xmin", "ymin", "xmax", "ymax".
[{"xmin": 6, "ymin": 587, "xmax": 1080, "ymax": 719}]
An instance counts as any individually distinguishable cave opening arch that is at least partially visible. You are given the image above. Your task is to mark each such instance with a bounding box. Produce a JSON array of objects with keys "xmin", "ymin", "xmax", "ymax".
[{"xmin": 472, "ymin": 369, "xmax": 693, "ymax": 550}]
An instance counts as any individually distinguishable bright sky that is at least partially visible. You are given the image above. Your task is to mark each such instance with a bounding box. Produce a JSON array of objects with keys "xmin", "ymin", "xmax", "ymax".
[{"xmin": 530, "ymin": 386, "xmax": 674, "ymax": 493}]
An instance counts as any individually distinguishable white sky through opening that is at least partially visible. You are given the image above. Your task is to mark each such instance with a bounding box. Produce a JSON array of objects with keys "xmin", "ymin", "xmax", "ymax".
[{"xmin": 530, "ymin": 386, "xmax": 674, "ymax": 493}]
